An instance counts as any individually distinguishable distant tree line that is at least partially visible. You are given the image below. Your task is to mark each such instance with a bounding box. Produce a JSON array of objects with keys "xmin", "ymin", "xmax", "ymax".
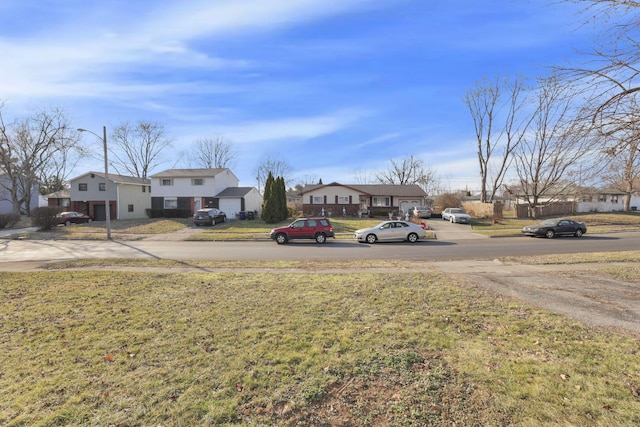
[{"xmin": 463, "ymin": 0, "xmax": 640, "ymax": 214}]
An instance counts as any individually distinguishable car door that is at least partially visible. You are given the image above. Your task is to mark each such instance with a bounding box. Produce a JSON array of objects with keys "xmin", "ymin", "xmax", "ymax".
[
  {"xmin": 557, "ymin": 220, "xmax": 572, "ymax": 235},
  {"xmin": 375, "ymin": 222, "xmax": 394, "ymax": 241},
  {"xmin": 287, "ymin": 219, "xmax": 307, "ymax": 239},
  {"xmin": 391, "ymin": 221, "xmax": 410, "ymax": 240}
]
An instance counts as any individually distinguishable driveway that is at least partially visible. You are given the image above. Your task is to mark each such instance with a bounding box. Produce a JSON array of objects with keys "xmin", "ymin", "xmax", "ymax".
[
  {"xmin": 431, "ymin": 260, "xmax": 640, "ymax": 336},
  {"xmin": 426, "ymin": 218, "xmax": 488, "ymax": 240}
]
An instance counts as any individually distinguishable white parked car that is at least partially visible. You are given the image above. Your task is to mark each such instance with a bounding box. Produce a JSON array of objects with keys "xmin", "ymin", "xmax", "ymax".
[
  {"xmin": 441, "ymin": 208, "xmax": 471, "ymax": 224},
  {"xmin": 354, "ymin": 220, "xmax": 427, "ymax": 244}
]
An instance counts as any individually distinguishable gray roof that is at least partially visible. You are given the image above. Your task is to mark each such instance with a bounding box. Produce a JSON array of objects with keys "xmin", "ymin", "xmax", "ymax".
[
  {"xmin": 302, "ymin": 183, "xmax": 427, "ymax": 197},
  {"xmin": 72, "ymin": 171, "xmax": 150, "ymax": 185},
  {"xmin": 151, "ymin": 168, "xmax": 228, "ymax": 178},
  {"xmin": 216, "ymin": 187, "xmax": 256, "ymax": 198},
  {"xmin": 44, "ymin": 189, "xmax": 71, "ymax": 199}
]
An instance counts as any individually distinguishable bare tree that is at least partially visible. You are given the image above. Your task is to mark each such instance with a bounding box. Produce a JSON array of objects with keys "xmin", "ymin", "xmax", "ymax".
[
  {"xmin": 109, "ymin": 121, "xmax": 173, "ymax": 178},
  {"xmin": 513, "ymin": 76, "xmax": 595, "ymax": 217},
  {"xmin": 189, "ymin": 136, "xmax": 237, "ymax": 169},
  {"xmin": 254, "ymin": 153, "xmax": 292, "ymax": 191},
  {"xmin": 464, "ymin": 75, "xmax": 531, "ymax": 203},
  {"xmin": 38, "ymin": 135, "xmax": 87, "ymax": 195},
  {"xmin": 375, "ymin": 155, "xmax": 440, "ymax": 195},
  {"xmin": 600, "ymin": 119, "xmax": 640, "ymax": 211},
  {"xmin": 0, "ymin": 103, "xmax": 80, "ymax": 215},
  {"xmin": 560, "ymin": 2, "xmax": 640, "ymax": 139},
  {"xmin": 352, "ymin": 168, "xmax": 375, "ymax": 184}
]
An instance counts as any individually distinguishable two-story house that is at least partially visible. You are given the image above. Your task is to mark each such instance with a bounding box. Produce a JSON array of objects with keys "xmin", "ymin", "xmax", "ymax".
[
  {"xmin": 149, "ymin": 168, "xmax": 262, "ymax": 218},
  {"xmin": 68, "ymin": 172, "xmax": 151, "ymax": 220}
]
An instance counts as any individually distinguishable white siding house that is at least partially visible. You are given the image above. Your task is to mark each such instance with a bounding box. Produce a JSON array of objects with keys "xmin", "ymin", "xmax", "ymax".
[
  {"xmin": 68, "ymin": 172, "xmax": 151, "ymax": 220},
  {"xmin": 216, "ymin": 187, "xmax": 263, "ymax": 219},
  {"xmin": 149, "ymin": 169, "xmax": 261, "ymax": 217}
]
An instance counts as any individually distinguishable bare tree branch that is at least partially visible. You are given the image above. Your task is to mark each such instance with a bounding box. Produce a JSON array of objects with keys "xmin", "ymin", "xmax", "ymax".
[
  {"xmin": 110, "ymin": 121, "xmax": 173, "ymax": 179},
  {"xmin": 0, "ymin": 103, "xmax": 79, "ymax": 214},
  {"xmin": 464, "ymin": 75, "xmax": 531, "ymax": 202},
  {"xmin": 189, "ymin": 136, "xmax": 237, "ymax": 169}
]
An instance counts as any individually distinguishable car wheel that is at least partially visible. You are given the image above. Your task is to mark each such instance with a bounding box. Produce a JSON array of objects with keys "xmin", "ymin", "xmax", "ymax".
[
  {"xmin": 275, "ymin": 233, "xmax": 288, "ymax": 244},
  {"xmin": 574, "ymin": 229, "xmax": 583, "ymax": 237},
  {"xmin": 315, "ymin": 233, "xmax": 326, "ymax": 244},
  {"xmin": 407, "ymin": 232, "xmax": 418, "ymax": 243},
  {"xmin": 65, "ymin": 220, "xmax": 71, "ymax": 226},
  {"xmin": 222, "ymin": 215, "xmax": 226, "ymax": 223},
  {"xmin": 545, "ymin": 229, "xmax": 555, "ymax": 239},
  {"xmin": 366, "ymin": 234, "xmax": 377, "ymax": 244},
  {"xmin": 450, "ymin": 217, "xmax": 454, "ymax": 223}
]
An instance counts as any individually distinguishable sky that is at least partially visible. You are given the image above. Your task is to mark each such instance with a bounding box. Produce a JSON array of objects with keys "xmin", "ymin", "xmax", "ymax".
[{"xmin": 0, "ymin": 0, "xmax": 598, "ymax": 191}]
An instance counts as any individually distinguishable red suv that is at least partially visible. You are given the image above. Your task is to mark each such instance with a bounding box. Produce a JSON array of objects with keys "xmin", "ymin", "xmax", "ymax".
[{"xmin": 269, "ymin": 218, "xmax": 335, "ymax": 244}]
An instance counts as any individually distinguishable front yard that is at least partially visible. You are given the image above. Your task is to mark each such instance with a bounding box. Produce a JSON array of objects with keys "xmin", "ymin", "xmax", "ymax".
[{"xmin": 5, "ymin": 212, "xmax": 640, "ymax": 240}]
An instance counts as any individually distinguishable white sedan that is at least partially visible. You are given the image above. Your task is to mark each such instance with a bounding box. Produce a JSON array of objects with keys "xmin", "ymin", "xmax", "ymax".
[
  {"xmin": 441, "ymin": 208, "xmax": 471, "ymax": 224},
  {"xmin": 354, "ymin": 220, "xmax": 427, "ymax": 244}
]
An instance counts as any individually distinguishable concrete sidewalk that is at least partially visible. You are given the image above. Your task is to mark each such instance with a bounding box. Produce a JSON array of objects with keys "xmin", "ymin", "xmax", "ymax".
[{"xmin": 0, "ymin": 227, "xmax": 38, "ymax": 238}]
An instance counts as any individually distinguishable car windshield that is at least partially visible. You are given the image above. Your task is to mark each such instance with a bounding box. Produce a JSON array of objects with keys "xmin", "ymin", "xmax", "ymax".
[
  {"xmin": 539, "ymin": 219, "xmax": 558, "ymax": 226},
  {"xmin": 451, "ymin": 209, "xmax": 465, "ymax": 213}
]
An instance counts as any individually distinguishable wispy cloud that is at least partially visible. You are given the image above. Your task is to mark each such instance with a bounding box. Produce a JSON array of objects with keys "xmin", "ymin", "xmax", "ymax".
[{"xmin": 216, "ymin": 108, "xmax": 372, "ymax": 144}]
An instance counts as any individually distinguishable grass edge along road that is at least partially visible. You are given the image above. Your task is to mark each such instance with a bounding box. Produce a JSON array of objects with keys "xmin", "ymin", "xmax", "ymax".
[
  {"xmin": 2, "ymin": 259, "xmax": 639, "ymax": 426},
  {"xmin": 6, "ymin": 211, "xmax": 640, "ymax": 241}
]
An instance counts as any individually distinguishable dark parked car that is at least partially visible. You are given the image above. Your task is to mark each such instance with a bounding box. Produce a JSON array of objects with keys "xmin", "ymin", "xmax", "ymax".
[
  {"xmin": 522, "ymin": 218, "xmax": 587, "ymax": 239},
  {"xmin": 57, "ymin": 211, "xmax": 93, "ymax": 226},
  {"xmin": 270, "ymin": 218, "xmax": 335, "ymax": 244},
  {"xmin": 193, "ymin": 208, "xmax": 227, "ymax": 226}
]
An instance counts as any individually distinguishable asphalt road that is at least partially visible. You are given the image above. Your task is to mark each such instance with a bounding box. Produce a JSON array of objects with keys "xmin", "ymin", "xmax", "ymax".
[
  {"xmin": 2, "ymin": 226, "xmax": 639, "ymax": 334},
  {"xmin": 1, "ymin": 231, "xmax": 639, "ymax": 264}
]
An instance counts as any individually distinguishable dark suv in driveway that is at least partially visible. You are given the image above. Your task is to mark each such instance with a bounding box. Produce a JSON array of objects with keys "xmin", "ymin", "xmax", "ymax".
[
  {"xmin": 270, "ymin": 218, "xmax": 335, "ymax": 244},
  {"xmin": 193, "ymin": 208, "xmax": 227, "ymax": 226}
]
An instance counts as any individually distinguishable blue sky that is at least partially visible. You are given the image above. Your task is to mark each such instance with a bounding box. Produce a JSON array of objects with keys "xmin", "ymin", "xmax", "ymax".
[{"xmin": 0, "ymin": 0, "xmax": 595, "ymax": 190}]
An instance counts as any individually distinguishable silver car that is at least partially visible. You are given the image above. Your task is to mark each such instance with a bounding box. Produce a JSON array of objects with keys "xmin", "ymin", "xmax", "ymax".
[
  {"xmin": 412, "ymin": 206, "xmax": 432, "ymax": 219},
  {"xmin": 441, "ymin": 208, "xmax": 471, "ymax": 224},
  {"xmin": 354, "ymin": 220, "xmax": 427, "ymax": 244}
]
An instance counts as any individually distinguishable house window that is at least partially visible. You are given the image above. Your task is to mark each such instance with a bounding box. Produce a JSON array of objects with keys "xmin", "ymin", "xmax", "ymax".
[
  {"xmin": 338, "ymin": 196, "xmax": 349, "ymax": 204},
  {"xmin": 598, "ymin": 195, "xmax": 607, "ymax": 202},
  {"xmin": 611, "ymin": 195, "xmax": 619, "ymax": 203},
  {"xmin": 142, "ymin": 186, "xmax": 146, "ymax": 193},
  {"xmin": 128, "ymin": 204, "xmax": 134, "ymax": 212},
  {"xmin": 313, "ymin": 196, "xmax": 323, "ymax": 204},
  {"xmin": 99, "ymin": 183, "xmax": 106, "ymax": 191},
  {"xmin": 148, "ymin": 186, "xmax": 151, "ymax": 193},
  {"xmin": 164, "ymin": 198, "xmax": 177, "ymax": 209},
  {"xmin": 161, "ymin": 179, "xmax": 173, "ymax": 186},
  {"xmin": 372, "ymin": 197, "xmax": 390, "ymax": 207},
  {"xmin": 78, "ymin": 183, "xmax": 87, "ymax": 191},
  {"xmin": 191, "ymin": 178, "xmax": 204, "ymax": 186}
]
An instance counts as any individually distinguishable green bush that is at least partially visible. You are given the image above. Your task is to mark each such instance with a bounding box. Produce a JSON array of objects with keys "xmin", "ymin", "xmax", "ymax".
[
  {"xmin": 0, "ymin": 213, "xmax": 21, "ymax": 229},
  {"xmin": 31, "ymin": 207, "xmax": 62, "ymax": 231}
]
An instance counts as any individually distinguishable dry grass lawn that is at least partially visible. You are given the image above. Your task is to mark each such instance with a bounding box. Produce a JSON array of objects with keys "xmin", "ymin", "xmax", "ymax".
[{"xmin": 2, "ymin": 260, "xmax": 639, "ymax": 426}]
